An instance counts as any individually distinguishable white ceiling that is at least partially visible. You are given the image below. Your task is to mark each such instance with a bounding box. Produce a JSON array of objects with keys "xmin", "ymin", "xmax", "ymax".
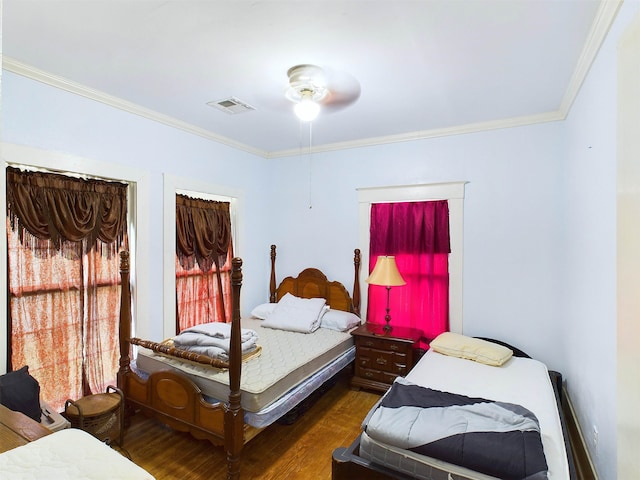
[{"xmin": 2, "ymin": 1, "xmax": 618, "ymax": 158}]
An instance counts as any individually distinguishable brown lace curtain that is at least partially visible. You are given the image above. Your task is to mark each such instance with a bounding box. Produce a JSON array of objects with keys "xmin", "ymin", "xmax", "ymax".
[
  {"xmin": 6, "ymin": 166, "xmax": 128, "ymax": 256},
  {"xmin": 176, "ymin": 194, "xmax": 231, "ymax": 272}
]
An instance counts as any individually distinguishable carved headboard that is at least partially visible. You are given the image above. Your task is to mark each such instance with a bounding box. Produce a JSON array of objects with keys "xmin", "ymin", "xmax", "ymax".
[{"xmin": 269, "ymin": 245, "xmax": 361, "ymax": 315}]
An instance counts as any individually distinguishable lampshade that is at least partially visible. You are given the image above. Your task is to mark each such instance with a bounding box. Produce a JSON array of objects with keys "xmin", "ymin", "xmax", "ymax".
[
  {"xmin": 294, "ymin": 90, "xmax": 321, "ymax": 122},
  {"xmin": 366, "ymin": 256, "xmax": 406, "ymax": 287}
]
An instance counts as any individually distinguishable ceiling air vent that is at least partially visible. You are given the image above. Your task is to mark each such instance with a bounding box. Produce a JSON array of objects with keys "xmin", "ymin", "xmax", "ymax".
[{"xmin": 207, "ymin": 96, "xmax": 256, "ymax": 114}]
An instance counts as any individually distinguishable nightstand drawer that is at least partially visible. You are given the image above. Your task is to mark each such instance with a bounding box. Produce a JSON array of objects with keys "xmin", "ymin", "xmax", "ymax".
[
  {"xmin": 357, "ymin": 347, "xmax": 408, "ymax": 374},
  {"xmin": 356, "ymin": 336, "xmax": 411, "ymax": 354},
  {"xmin": 355, "ymin": 366, "xmax": 400, "ymax": 385}
]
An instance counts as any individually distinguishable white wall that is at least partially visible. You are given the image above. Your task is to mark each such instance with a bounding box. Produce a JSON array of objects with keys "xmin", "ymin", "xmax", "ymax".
[
  {"xmin": 562, "ymin": 2, "xmax": 640, "ymax": 479},
  {"xmin": 271, "ymin": 123, "xmax": 567, "ymax": 370},
  {"xmin": 0, "ymin": 71, "xmax": 275, "ymax": 349}
]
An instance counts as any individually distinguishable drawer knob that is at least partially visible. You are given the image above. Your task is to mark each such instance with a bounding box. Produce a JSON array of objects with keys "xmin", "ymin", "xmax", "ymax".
[
  {"xmin": 376, "ymin": 358, "xmax": 387, "ymax": 366},
  {"xmin": 364, "ymin": 341, "xmax": 374, "ymax": 347},
  {"xmin": 389, "ymin": 344, "xmax": 399, "ymax": 351},
  {"xmin": 364, "ymin": 372, "xmax": 374, "ymax": 378}
]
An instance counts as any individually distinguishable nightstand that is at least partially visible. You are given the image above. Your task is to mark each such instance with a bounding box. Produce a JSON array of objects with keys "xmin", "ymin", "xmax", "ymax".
[{"xmin": 350, "ymin": 323, "xmax": 422, "ymax": 393}]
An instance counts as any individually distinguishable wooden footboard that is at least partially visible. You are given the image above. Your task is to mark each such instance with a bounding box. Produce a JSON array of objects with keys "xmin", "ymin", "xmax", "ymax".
[
  {"xmin": 118, "ymin": 246, "xmax": 362, "ymax": 480},
  {"xmin": 118, "ymin": 252, "xmax": 247, "ymax": 480},
  {"xmin": 124, "ymin": 369, "xmax": 222, "ymax": 443}
]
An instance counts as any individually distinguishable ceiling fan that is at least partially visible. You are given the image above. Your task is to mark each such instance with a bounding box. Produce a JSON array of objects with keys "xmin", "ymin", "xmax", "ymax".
[{"xmin": 284, "ymin": 64, "xmax": 361, "ymax": 122}]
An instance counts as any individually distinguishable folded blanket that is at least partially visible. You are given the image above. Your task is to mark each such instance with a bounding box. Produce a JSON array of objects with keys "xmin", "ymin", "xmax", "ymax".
[
  {"xmin": 182, "ymin": 322, "xmax": 233, "ymax": 339},
  {"xmin": 261, "ymin": 293, "xmax": 327, "ymax": 333},
  {"xmin": 177, "ymin": 342, "xmax": 259, "ymax": 362},
  {"xmin": 364, "ymin": 378, "xmax": 548, "ymax": 480},
  {"xmin": 159, "ymin": 338, "xmax": 262, "ymax": 365},
  {"xmin": 173, "ymin": 323, "xmax": 259, "ymax": 361},
  {"xmin": 179, "ymin": 322, "xmax": 258, "ymax": 344}
]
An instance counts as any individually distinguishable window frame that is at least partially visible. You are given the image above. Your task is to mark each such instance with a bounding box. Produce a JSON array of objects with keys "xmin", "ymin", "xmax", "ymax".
[
  {"xmin": 163, "ymin": 174, "xmax": 243, "ymax": 340},
  {"xmin": 1, "ymin": 142, "xmax": 149, "ymax": 374},
  {"xmin": 357, "ymin": 182, "xmax": 467, "ymax": 334}
]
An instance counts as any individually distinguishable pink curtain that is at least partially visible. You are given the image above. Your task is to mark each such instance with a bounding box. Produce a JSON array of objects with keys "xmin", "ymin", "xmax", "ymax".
[
  {"xmin": 175, "ymin": 248, "xmax": 232, "ymax": 333},
  {"xmin": 367, "ymin": 201, "xmax": 450, "ymax": 346}
]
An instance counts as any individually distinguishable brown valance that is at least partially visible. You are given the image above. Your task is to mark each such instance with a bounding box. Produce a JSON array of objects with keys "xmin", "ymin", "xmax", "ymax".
[
  {"xmin": 6, "ymin": 167, "xmax": 128, "ymax": 256},
  {"xmin": 176, "ymin": 194, "xmax": 231, "ymax": 273}
]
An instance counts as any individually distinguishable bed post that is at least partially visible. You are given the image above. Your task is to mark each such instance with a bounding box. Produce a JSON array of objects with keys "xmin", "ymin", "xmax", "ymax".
[
  {"xmin": 117, "ymin": 250, "xmax": 131, "ymax": 391},
  {"xmin": 269, "ymin": 244, "xmax": 277, "ymax": 303},
  {"xmin": 353, "ymin": 248, "xmax": 361, "ymax": 317},
  {"xmin": 224, "ymin": 257, "xmax": 244, "ymax": 480}
]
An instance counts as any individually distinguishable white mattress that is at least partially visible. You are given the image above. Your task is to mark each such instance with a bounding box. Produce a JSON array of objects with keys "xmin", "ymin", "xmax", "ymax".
[
  {"xmin": 360, "ymin": 350, "xmax": 570, "ymax": 480},
  {"xmin": 0, "ymin": 428, "xmax": 154, "ymax": 479},
  {"xmin": 136, "ymin": 317, "xmax": 355, "ymax": 413}
]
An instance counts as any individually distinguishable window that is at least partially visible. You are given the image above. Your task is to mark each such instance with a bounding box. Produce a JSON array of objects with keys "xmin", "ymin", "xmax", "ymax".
[
  {"xmin": 1, "ymin": 143, "xmax": 148, "ymax": 395},
  {"xmin": 367, "ymin": 201, "xmax": 450, "ymax": 345},
  {"xmin": 163, "ymin": 174, "xmax": 242, "ymax": 340},
  {"xmin": 358, "ymin": 182, "xmax": 466, "ymax": 334},
  {"xmin": 175, "ymin": 194, "xmax": 233, "ymax": 332},
  {"xmin": 6, "ymin": 166, "xmax": 128, "ymax": 410}
]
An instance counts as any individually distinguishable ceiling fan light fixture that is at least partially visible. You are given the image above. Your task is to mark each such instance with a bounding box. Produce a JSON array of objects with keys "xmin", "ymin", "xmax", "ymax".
[{"xmin": 294, "ymin": 90, "xmax": 321, "ymax": 122}]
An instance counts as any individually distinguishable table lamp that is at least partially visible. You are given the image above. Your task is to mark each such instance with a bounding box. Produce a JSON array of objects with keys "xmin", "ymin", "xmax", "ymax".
[{"xmin": 366, "ymin": 255, "xmax": 406, "ymax": 332}]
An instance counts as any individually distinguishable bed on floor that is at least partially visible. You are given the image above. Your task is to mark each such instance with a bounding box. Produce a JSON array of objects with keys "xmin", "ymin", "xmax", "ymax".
[
  {"xmin": 332, "ymin": 333, "xmax": 577, "ymax": 480},
  {"xmin": 117, "ymin": 245, "xmax": 362, "ymax": 480},
  {"xmin": 0, "ymin": 404, "xmax": 154, "ymax": 479}
]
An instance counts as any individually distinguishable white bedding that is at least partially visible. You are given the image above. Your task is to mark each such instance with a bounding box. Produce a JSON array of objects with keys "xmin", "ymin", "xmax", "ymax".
[
  {"xmin": 0, "ymin": 429, "xmax": 154, "ymax": 479},
  {"xmin": 136, "ymin": 317, "xmax": 354, "ymax": 413},
  {"xmin": 360, "ymin": 349, "xmax": 570, "ymax": 480}
]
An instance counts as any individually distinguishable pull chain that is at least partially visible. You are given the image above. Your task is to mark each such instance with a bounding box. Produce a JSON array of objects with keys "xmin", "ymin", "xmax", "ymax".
[{"xmin": 308, "ymin": 121, "xmax": 313, "ymax": 209}]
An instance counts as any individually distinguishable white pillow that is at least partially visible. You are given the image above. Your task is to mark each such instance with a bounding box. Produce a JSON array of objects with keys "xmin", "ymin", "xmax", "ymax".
[
  {"xmin": 430, "ymin": 332, "xmax": 513, "ymax": 366},
  {"xmin": 250, "ymin": 302, "xmax": 277, "ymax": 319},
  {"xmin": 320, "ymin": 309, "xmax": 361, "ymax": 332}
]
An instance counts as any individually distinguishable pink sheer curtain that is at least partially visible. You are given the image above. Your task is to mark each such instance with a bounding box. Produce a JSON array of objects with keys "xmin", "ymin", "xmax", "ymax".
[
  {"xmin": 175, "ymin": 248, "xmax": 232, "ymax": 333},
  {"xmin": 367, "ymin": 201, "xmax": 450, "ymax": 346}
]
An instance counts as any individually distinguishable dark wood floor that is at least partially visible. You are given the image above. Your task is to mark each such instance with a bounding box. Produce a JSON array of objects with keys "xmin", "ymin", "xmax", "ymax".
[{"xmin": 120, "ymin": 369, "xmax": 381, "ymax": 480}]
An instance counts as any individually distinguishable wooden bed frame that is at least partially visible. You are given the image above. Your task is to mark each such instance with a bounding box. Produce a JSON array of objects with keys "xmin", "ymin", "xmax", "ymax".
[{"xmin": 117, "ymin": 245, "xmax": 361, "ymax": 480}]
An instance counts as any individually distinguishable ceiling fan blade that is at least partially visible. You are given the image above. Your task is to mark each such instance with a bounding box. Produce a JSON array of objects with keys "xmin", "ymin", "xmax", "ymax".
[{"xmin": 322, "ymin": 67, "xmax": 361, "ymax": 112}]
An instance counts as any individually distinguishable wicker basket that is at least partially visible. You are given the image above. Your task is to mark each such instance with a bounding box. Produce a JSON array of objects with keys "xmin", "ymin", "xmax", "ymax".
[{"xmin": 63, "ymin": 385, "xmax": 124, "ymax": 446}]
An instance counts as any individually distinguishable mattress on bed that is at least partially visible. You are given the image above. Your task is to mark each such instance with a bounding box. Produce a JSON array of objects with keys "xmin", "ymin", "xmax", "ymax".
[
  {"xmin": 0, "ymin": 428, "xmax": 154, "ymax": 479},
  {"xmin": 359, "ymin": 349, "xmax": 570, "ymax": 480},
  {"xmin": 136, "ymin": 317, "xmax": 355, "ymax": 413}
]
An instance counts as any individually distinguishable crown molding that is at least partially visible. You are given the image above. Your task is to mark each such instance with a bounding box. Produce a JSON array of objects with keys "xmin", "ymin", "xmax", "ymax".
[
  {"xmin": 2, "ymin": 57, "xmax": 269, "ymax": 158},
  {"xmin": 267, "ymin": 111, "xmax": 565, "ymax": 158},
  {"xmin": 558, "ymin": 0, "xmax": 623, "ymax": 116},
  {"xmin": 3, "ymin": 0, "xmax": 621, "ymax": 162}
]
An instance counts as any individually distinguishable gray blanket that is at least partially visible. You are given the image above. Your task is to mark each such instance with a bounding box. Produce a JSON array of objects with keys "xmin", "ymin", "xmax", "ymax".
[{"xmin": 364, "ymin": 378, "xmax": 548, "ymax": 480}]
